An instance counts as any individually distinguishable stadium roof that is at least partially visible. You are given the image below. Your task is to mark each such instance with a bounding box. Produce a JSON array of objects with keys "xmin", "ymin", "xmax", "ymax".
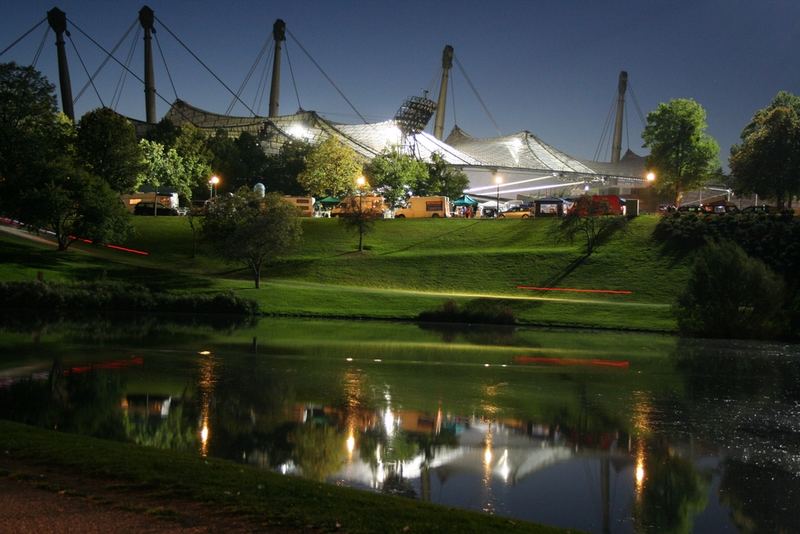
[
  {"xmin": 146, "ymin": 100, "xmax": 646, "ymax": 181},
  {"xmin": 446, "ymin": 126, "xmax": 647, "ymax": 180}
]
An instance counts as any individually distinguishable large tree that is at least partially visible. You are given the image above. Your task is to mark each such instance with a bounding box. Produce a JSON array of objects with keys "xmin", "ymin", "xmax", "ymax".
[
  {"xmin": 364, "ymin": 149, "xmax": 428, "ymax": 208},
  {"xmin": 298, "ymin": 136, "xmax": 362, "ymax": 197},
  {"xmin": 202, "ymin": 189, "xmax": 302, "ymax": 288},
  {"xmin": 418, "ymin": 152, "xmax": 470, "ymax": 200},
  {"xmin": 136, "ymin": 138, "xmax": 209, "ymax": 202},
  {"xmin": 76, "ymin": 107, "xmax": 144, "ymax": 193},
  {"xmin": 22, "ymin": 163, "xmax": 131, "ymax": 250},
  {"xmin": 730, "ymin": 92, "xmax": 800, "ymax": 209},
  {"xmin": 0, "ymin": 62, "xmax": 61, "ymax": 185},
  {"xmin": 642, "ymin": 98, "xmax": 719, "ymax": 205},
  {"xmin": 0, "ymin": 63, "xmax": 130, "ymax": 249}
]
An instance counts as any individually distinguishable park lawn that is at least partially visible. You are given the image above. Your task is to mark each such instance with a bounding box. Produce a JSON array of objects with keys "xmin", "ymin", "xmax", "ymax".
[
  {"xmin": 0, "ymin": 421, "xmax": 567, "ymax": 534},
  {"xmin": 0, "ymin": 215, "xmax": 689, "ymax": 331}
]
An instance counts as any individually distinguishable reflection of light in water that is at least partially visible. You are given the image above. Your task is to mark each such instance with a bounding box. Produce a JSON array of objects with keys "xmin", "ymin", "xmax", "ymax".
[
  {"xmin": 498, "ymin": 449, "xmax": 510, "ymax": 482},
  {"xmin": 346, "ymin": 357, "xmax": 353, "ymax": 362},
  {"xmin": 482, "ymin": 424, "xmax": 495, "ymax": 513},
  {"xmin": 635, "ymin": 445, "xmax": 646, "ymax": 494},
  {"xmin": 383, "ymin": 408, "xmax": 395, "ymax": 437},
  {"xmin": 197, "ymin": 353, "xmax": 217, "ymax": 457},
  {"xmin": 346, "ymin": 433, "xmax": 355, "ymax": 456},
  {"xmin": 198, "ymin": 350, "xmax": 211, "ymax": 356}
]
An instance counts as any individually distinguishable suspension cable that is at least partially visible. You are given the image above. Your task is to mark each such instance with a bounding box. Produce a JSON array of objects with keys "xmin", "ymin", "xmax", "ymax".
[
  {"xmin": 112, "ymin": 25, "xmax": 139, "ymax": 110},
  {"xmin": 31, "ymin": 26, "xmax": 50, "ymax": 67},
  {"xmin": 155, "ymin": 15, "xmax": 258, "ymax": 116},
  {"xmin": 0, "ymin": 17, "xmax": 46, "ymax": 57},
  {"xmin": 154, "ymin": 32, "xmax": 179, "ymax": 101},
  {"xmin": 450, "ymin": 68, "xmax": 458, "ymax": 126},
  {"xmin": 227, "ymin": 37, "xmax": 270, "ymax": 115},
  {"xmin": 286, "ymin": 28, "xmax": 368, "ymax": 124},
  {"xmin": 75, "ymin": 18, "xmax": 137, "ymax": 104},
  {"xmin": 253, "ymin": 42, "xmax": 273, "ymax": 115},
  {"xmin": 625, "ymin": 102, "xmax": 630, "ymax": 152},
  {"xmin": 592, "ymin": 93, "xmax": 616, "ymax": 161},
  {"xmin": 67, "ymin": 17, "xmax": 192, "ymax": 122},
  {"xmin": 627, "ymin": 81, "xmax": 647, "ymax": 128},
  {"xmin": 67, "ymin": 34, "xmax": 104, "ymax": 107},
  {"xmin": 284, "ymin": 40, "xmax": 303, "ymax": 112},
  {"xmin": 453, "ymin": 55, "xmax": 501, "ymax": 135}
]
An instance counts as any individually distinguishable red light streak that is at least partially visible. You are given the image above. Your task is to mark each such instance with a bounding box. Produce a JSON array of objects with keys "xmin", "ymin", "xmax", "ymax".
[
  {"xmin": 513, "ymin": 356, "xmax": 629, "ymax": 369},
  {"xmin": 517, "ymin": 286, "xmax": 632, "ymax": 295},
  {"xmin": 68, "ymin": 235, "xmax": 150, "ymax": 256}
]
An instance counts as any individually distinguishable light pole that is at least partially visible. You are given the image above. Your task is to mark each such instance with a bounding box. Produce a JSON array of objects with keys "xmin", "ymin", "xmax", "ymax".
[
  {"xmin": 494, "ymin": 173, "xmax": 502, "ymax": 218},
  {"xmin": 355, "ymin": 176, "xmax": 367, "ymax": 252},
  {"xmin": 209, "ymin": 175, "xmax": 220, "ymax": 199}
]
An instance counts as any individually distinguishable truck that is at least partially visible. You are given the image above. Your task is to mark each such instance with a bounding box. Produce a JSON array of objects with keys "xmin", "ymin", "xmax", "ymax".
[
  {"xmin": 283, "ymin": 196, "xmax": 315, "ymax": 217},
  {"xmin": 330, "ymin": 195, "xmax": 388, "ymax": 217},
  {"xmin": 393, "ymin": 196, "xmax": 451, "ymax": 218},
  {"xmin": 120, "ymin": 192, "xmax": 179, "ymax": 213}
]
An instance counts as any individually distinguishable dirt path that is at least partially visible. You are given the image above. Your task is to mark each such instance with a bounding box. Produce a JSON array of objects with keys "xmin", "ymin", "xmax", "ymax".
[
  {"xmin": 0, "ymin": 223, "xmax": 58, "ymax": 247},
  {"xmin": 0, "ymin": 458, "xmax": 294, "ymax": 533}
]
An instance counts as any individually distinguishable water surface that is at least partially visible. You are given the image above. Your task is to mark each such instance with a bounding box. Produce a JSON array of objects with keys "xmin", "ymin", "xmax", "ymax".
[{"xmin": 1, "ymin": 317, "xmax": 798, "ymax": 533}]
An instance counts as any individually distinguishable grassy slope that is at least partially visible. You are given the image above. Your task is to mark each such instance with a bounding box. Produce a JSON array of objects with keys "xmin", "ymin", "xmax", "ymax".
[
  {"xmin": 0, "ymin": 421, "xmax": 568, "ymax": 533},
  {"xmin": 0, "ymin": 216, "xmax": 690, "ymax": 330}
]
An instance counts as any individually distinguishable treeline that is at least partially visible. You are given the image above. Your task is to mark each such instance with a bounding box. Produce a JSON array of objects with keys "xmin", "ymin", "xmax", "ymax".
[{"xmin": 655, "ymin": 213, "xmax": 800, "ymax": 340}]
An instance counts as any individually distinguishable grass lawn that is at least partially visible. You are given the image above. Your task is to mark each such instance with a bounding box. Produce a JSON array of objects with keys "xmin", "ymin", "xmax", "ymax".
[
  {"xmin": 0, "ymin": 420, "xmax": 568, "ymax": 533},
  {"xmin": 0, "ymin": 215, "xmax": 689, "ymax": 331}
]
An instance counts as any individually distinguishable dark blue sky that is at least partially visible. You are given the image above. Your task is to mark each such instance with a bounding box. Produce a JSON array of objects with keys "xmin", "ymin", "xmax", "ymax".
[{"xmin": 3, "ymin": 0, "xmax": 798, "ymax": 167}]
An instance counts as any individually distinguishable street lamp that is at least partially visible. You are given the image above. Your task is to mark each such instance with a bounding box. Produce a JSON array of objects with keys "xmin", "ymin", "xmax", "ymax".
[
  {"xmin": 209, "ymin": 175, "xmax": 220, "ymax": 198},
  {"xmin": 646, "ymin": 172, "xmax": 656, "ymax": 183},
  {"xmin": 494, "ymin": 173, "xmax": 502, "ymax": 217}
]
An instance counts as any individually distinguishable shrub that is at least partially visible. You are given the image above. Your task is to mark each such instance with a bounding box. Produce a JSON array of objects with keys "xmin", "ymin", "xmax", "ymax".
[
  {"xmin": 675, "ymin": 241, "xmax": 786, "ymax": 339},
  {"xmin": 418, "ymin": 299, "xmax": 516, "ymax": 325},
  {"xmin": 0, "ymin": 281, "xmax": 258, "ymax": 316}
]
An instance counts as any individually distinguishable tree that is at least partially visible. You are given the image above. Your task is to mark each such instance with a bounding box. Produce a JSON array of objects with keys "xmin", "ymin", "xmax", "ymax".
[
  {"xmin": 337, "ymin": 191, "xmax": 383, "ymax": 252},
  {"xmin": 0, "ymin": 64, "xmax": 130, "ymax": 249},
  {"xmin": 172, "ymin": 124, "xmax": 212, "ymax": 199},
  {"xmin": 675, "ymin": 241, "xmax": 786, "ymax": 339},
  {"xmin": 263, "ymin": 140, "xmax": 311, "ymax": 195},
  {"xmin": 202, "ymin": 189, "xmax": 302, "ymax": 288},
  {"xmin": 76, "ymin": 107, "xmax": 144, "ymax": 193},
  {"xmin": 730, "ymin": 92, "xmax": 800, "ymax": 209},
  {"xmin": 556, "ymin": 196, "xmax": 627, "ymax": 255},
  {"xmin": 418, "ymin": 152, "xmax": 470, "ymax": 200},
  {"xmin": 642, "ymin": 99, "xmax": 719, "ymax": 205},
  {"xmin": 364, "ymin": 149, "xmax": 428, "ymax": 208},
  {"xmin": 0, "ymin": 62, "xmax": 61, "ymax": 186},
  {"xmin": 297, "ymin": 136, "xmax": 362, "ymax": 197},
  {"xmin": 136, "ymin": 139, "xmax": 205, "ymax": 202},
  {"xmin": 22, "ymin": 161, "xmax": 131, "ymax": 250}
]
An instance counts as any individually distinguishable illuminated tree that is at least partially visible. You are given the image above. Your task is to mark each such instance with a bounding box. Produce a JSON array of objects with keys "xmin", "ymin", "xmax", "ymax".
[
  {"xmin": 364, "ymin": 149, "xmax": 428, "ymax": 207},
  {"xmin": 642, "ymin": 99, "xmax": 719, "ymax": 205},
  {"xmin": 298, "ymin": 136, "xmax": 362, "ymax": 197},
  {"xmin": 730, "ymin": 91, "xmax": 800, "ymax": 209}
]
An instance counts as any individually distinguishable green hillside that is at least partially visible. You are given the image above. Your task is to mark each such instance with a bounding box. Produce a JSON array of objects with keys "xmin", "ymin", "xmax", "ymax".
[{"xmin": 0, "ymin": 215, "xmax": 691, "ymax": 331}]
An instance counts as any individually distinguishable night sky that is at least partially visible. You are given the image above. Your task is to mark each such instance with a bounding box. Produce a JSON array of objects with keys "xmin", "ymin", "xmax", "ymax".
[{"xmin": 2, "ymin": 0, "xmax": 798, "ymax": 168}]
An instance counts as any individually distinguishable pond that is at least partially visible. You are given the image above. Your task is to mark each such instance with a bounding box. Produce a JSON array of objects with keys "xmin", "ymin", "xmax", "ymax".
[{"xmin": 1, "ymin": 316, "xmax": 798, "ymax": 533}]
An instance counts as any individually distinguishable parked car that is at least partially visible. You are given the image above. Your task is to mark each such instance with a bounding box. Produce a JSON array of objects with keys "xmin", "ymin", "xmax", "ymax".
[
  {"xmin": 742, "ymin": 205, "xmax": 777, "ymax": 214},
  {"xmin": 133, "ymin": 202, "xmax": 180, "ymax": 216},
  {"xmin": 498, "ymin": 206, "xmax": 533, "ymax": 219}
]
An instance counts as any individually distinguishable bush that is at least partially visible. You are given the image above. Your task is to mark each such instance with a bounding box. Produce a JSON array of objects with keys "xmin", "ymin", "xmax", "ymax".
[
  {"xmin": 675, "ymin": 241, "xmax": 786, "ymax": 339},
  {"xmin": 418, "ymin": 299, "xmax": 516, "ymax": 325},
  {"xmin": 0, "ymin": 281, "xmax": 258, "ymax": 316}
]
